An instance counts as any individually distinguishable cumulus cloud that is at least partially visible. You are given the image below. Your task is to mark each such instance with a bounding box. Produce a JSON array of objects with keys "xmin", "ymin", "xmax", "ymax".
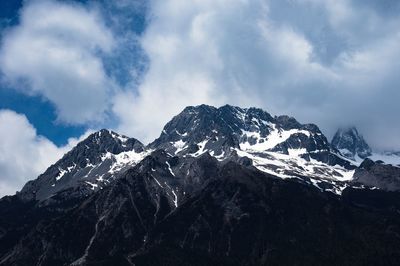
[
  {"xmin": 1, "ymin": 0, "xmax": 399, "ymax": 150},
  {"xmin": 0, "ymin": 0, "xmax": 116, "ymax": 125},
  {"xmin": 0, "ymin": 109, "xmax": 90, "ymax": 197},
  {"xmin": 114, "ymin": 0, "xmax": 334, "ymax": 142},
  {"xmin": 114, "ymin": 0, "xmax": 400, "ymax": 150}
]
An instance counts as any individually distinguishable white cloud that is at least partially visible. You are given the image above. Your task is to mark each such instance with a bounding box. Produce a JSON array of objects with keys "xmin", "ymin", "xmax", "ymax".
[
  {"xmin": 114, "ymin": 0, "xmax": 334, "ymax": 143},
  {"xmin": 0, "ymin": 0, "xmax": 116, "ymax": 125},
  {"xmin": 0, "ymin": 109, "xmax": 90, "ymax": 197},
  {"xmin": 1, "ymin": 0, "xmax": 399, "ymax": 152},
  {"xmin": 113, "ymin": 0, "xmax": 400, "ymax": 150}
]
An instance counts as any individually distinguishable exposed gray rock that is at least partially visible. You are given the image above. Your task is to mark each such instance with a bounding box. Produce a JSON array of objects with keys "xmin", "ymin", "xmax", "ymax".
[
  {"xmin": 331, "ymin": 127, "xmax": 372, "ymax": 160},
  {"xmin": 19, "ymin": 129, "xmax": 145, "ymax": 202},
  {"xmin": 151, "ymin": 104, "xmax": 350, "ymax": 168},
  {"xmin": 353, "ymin": 158, "xmax": 400, "ymax": 191}
]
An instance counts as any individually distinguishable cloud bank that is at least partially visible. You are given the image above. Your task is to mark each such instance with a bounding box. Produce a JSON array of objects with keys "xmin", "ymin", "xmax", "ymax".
[
  {"xmin": 114, "ymin": 0, "xmax": 400, "ymax": 151},
  {"xmin": 0, "ymin": 109, "xmax": 88, "ymax": 196},
  {"xmin": 3, "ymin": 0, "xmax": 399, "ymax": 150}
]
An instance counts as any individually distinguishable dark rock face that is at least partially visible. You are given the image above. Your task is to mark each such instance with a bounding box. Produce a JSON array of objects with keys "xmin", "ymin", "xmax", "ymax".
[
  {"xmin": 134, "ymin": 164, "xmax": 400, "ymax": 266},
  {"xmin": 1, "ymin": 157, "xmax": 400, "ymax": 265},
  {"xmin": 331, "ymin": 127, "xmax": 372, "ymax": 160},
  {"xmin": 150, "ymin": 105, "xmax": 270, "ymax": 156},
  {"xmin": 19, "ymin": 129, "xmax": 145, "ymax": 202},
  {"xmin": 353, "ymin": 158, "xmax": 400, "ymax": 191},
  {"xmin": 0, "ymin": 151, "xmax": 219, "ymax": 265}
]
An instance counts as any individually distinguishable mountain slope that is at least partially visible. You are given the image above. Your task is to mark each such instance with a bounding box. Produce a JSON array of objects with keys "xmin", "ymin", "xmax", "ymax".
[
  {"xmin": 353, "ymin": 158, "xmax": 400, "ymax": 191},
  {"xmin": 1, "ymin": 104, "xmax": 400, "ymax": 265},
  {"xmin": 1, "ymin": 155, "xmax": 400, "ymax": 265},
  {"xmin": 19, "ymin": 129, "xmax": 147, "ymax": 202},
  {"xmin": 133, "ymin": 163, "xmax": 400, "ymax": 266}
]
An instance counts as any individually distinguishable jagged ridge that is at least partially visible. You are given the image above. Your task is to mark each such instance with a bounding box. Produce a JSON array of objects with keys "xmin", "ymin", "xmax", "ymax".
[{"xmin": 1, "ymin": 104, "xmax": 400, "ymax": 265}]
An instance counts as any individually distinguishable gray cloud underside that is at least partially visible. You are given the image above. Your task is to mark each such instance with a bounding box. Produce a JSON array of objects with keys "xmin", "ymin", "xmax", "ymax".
[
  {"xmin": 114, "ymin": 0, "xmax": 400, "ymax": 151},
  {"xmin": 1, "ymin": 0, "xmax": 400, "ymax": 152}
]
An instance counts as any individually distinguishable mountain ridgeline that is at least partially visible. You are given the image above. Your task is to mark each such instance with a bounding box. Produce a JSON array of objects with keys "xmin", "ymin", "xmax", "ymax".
[
  {"xmin": 331, "ymin": 127, "xmax": 372, "ymax": 160},
  {"xmin": 1, "ymin": 104, "xmax": 400, "ymax": 266}
]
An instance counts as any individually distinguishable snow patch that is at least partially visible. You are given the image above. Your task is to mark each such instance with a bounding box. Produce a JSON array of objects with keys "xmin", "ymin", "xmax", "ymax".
[
  {"xmin": 171, "ymin": 140, "xmax": 187, "ymax": 154},
  {"xmin": 175, "ymin": 130, "xmax": 188, "ymax": 137},
  {"xmin": 166, "ymin": 161, "xmax": 175, "ymax": 176},
  {"xmin": 110, "ymin": 131, "xmax": 129, "ymax": 143},
  {"xmin": 235, "ymin": 148, "xmax": 355, "ymax": 194},
  {"xmin": 55, "ymin": 163, "xmax": 76, "ymax": 181},
  {"xmin": 85, "ymin": 181, "xmax": 98, "ymax": 190},
  {"xmin": 239, "ymin": 125, "xmax": 311, "ymax": 152},
  {"xmin": 103, "ymin": 149, "xmax": 150, "ymax": 174},
  {"xmin": 192, "ymin": 139, "xmax": 209, "ymax": 157},
  {"xmin": 288, "ymin": 148, "xmax": 307, "ymax": 156},
  {"xmin": 164, "ymin": 182, "xmax": 178, "ymax": 208},
  {"xmin": 153, "ymin": 176, "xmax": 163, "ymax": 188}
]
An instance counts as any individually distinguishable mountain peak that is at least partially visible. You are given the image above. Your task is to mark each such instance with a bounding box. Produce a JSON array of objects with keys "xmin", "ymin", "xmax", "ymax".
[
  {"xmin": 331, "ymin": 126, "xmax": 372, "ymax": 160},
  {"xmin": 150, "ymin": 104, "xmax": 276, "ymax": 154},
  {"xmin": 89, "ymin": 129, "xmax": 129, "ymax": 144},
  {"xmin": 72, "ymin": 129, "xmax": 145, "ymax": 163},
  {"xmin": 149, "ymin": 105, "xmax": 354, "ymax": 180},
  {"xmin": 19, "ymin": 129, "xmax": 146, "ymax": 201}
]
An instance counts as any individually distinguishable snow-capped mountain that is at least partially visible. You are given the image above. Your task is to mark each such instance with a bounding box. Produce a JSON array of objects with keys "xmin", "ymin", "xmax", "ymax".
[
  {"xmin": 2, "ymin": 105, "xmax": 400, "ymax": 265},
  {"xmin": 151, "ymin": 104, "xmax": 355, "ymax": 194},
  {"xmin": 152, "ymin": 105, "xmax": 332, "ymax": 158},
  {"xmin": 331, "ymin": 127, "xmax": 400, "ymax": 167},
  {"xmin": 331, "ymin": 127, "xmax": 372, "ymax": 160},
  {"xmin": 19, "ymin": 105, "xmax": 359, "ymax": 203},
  {"xmin": 18, "ymin": 105, "xmax": 400, "ymax": 204},
  {"xmin": 20, "ymin": 129, "xmax": 148, "ymax": 202}
]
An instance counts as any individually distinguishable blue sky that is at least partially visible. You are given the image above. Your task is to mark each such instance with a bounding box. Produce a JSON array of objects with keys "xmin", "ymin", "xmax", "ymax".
[
  {"xmin": 0, "ymin": 86, "xmax": 85, "ymax": 145},
  {"xmin": 1, "ymin": 0, "xmax": 400, "ymax": 195}
]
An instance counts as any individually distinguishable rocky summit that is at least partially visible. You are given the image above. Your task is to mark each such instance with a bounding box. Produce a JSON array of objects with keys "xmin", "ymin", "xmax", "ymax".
[
  {"xmin": 331, "ymin": 127, "xmax": 372, "ymax": 160},
  {"xmin": 1, "ymin": 105, "xmax": 400, "ymax": 266}
]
